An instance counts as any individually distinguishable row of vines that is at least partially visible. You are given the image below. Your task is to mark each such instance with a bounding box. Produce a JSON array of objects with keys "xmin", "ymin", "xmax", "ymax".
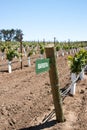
[{"xmin": 0, "ymin": 40, "xmax": 87, "ymax": 73}]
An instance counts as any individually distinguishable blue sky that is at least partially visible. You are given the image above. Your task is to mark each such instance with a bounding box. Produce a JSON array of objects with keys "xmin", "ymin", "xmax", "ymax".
[{"xmin": 0, "ymin": 0, "xmax": 87, "ymax": 41}]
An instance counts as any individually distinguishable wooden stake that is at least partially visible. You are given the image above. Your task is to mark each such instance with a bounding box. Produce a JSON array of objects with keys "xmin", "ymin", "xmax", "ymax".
[
  {"xmin": 20, "ymin": 41, "xmax": 22, "ymax": 69},
  {"xmin": 45, "ymin": 44, "xmax": 64, "ymax": 122},
  {"xmin": 54, "ymin": 37, "xmax": 56, "ymax": 44}
]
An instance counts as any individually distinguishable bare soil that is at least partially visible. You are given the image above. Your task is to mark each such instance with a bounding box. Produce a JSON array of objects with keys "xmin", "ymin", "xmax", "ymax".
[{"xmin": 0, "ymin": 54, "xmax": 87, "ymax": 130}]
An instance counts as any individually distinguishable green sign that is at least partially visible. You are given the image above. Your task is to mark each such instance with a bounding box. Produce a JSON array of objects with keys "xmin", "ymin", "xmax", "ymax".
[{"xmin": 36, "ymin": 58, "xmax": 50, "ymax": 74}]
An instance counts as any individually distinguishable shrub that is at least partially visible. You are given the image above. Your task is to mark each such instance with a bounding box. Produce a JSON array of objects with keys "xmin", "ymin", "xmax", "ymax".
[{"xmin": 68, "ymin": 49, "xmax": 87, "ymax": 74}]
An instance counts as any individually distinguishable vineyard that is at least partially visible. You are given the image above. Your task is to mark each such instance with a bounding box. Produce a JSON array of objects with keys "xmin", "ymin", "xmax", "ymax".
[
  {"xmin": 0, "ymin": 40, "xmax": 87, "ymax": 73},
  {"xmin": 0, "ymin": 40, "xmax": 87, "ymax": 130}
]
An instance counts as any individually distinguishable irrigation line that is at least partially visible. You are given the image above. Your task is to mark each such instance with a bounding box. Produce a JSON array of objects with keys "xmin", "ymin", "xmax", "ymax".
[
  {"xmin": 42, "ymin": 109, "xmax": 55, "ymax": 123},
  {"xmin": 42, "ymin": 69, "xmax": 85, "ymax": 123}
]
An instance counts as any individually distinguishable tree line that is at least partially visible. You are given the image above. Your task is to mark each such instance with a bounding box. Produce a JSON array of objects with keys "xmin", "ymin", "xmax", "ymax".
[{"xmin": 0, "ymin": 29, "xmax": 23, "ymax": 42}]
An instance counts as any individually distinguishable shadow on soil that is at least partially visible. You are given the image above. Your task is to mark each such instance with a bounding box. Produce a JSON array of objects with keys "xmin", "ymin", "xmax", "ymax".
[{"xmin": 19, "ymin": 120, "xmax": 57, "ymax": 130}]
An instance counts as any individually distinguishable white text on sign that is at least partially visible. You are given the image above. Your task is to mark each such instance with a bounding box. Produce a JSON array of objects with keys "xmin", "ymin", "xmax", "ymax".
[{"xmin": 38, "ymin": 63, "xmax": 49, "ymax": 69}]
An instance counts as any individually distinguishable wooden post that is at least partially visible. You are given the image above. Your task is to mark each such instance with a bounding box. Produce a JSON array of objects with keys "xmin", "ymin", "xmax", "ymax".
[
  {"xmin": 54, "ymin": 37, "xmax": 56, "ymax": 45},
  {"xmin": 43, "ymin": 38, "xmax": 45, "ymax": 44},
  {"xmin": 20, "ymin": 40, "xmax": 22, "ymax": 69},
  {"xmin": 20, "ymin": 34, "xmax": 23, "ymax": 70},
  {"xmin": 45, "ymin": 44, "xmax": 64, "ymax": 122}
]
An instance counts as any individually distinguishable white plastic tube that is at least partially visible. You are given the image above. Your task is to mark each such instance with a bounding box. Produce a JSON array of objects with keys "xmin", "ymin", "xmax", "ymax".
[
  {"xmin": 28, "ymin": 57, "xmax": 31, "ymax": 66},
  {"xmin": 8, "ymin": 61, "xmax": 12, "ymax": 73},
  {"xmin": 70, "ymin": 83, "xmax": 76, "ymax": 95},
  {"xmin": 79, "ymin": 69, "xmax": 84, "ymax": 80},
  {"xmin": 40, "ymin": 54, "xmax": 43, "ymax": 59},
  {"xmin": 56, "ymin": 51, "xmax": 59, "ymax": 57},
  {"xmin": 70, "ymin": 73, "xmax": 77, "ymax": 95},
  {"xmin": 1, "ymin": 52, "xmax": 4, "ymax": 60},
  {"xmin": 62, "ymin": 52, "xmax": 64, "ymax": 56},
  {"xmin": 71, "ymin": 73, "xmax": 76, "ymax": 82}
]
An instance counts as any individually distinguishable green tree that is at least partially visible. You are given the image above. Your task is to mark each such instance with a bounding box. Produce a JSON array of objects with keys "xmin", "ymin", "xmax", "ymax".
[
  {"xmin": 0, "ymin": 30, "xmax": 2, "ymax": 41},
  {"xmin": 14, "ymin": 29, "xmax": 23, "ymax": 42},
  {"xmin": 1, "ymin": 29, "xmax": 15, "ymax": 41},
  {"xmin": 0, "ymin": 29, "xmax": 23, "ymax": 42}
]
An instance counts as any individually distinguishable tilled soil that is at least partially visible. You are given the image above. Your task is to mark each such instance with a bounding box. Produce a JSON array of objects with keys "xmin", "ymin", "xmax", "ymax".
[{"xmin": 0, "ymin": 54, "xmax": 87, "ymax": 130}]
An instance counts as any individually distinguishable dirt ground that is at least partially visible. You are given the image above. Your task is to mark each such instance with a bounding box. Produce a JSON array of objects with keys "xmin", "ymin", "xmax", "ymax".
[{"xmin": 0, "ymin": 54, "xmax": 87, "ymax": 130}]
